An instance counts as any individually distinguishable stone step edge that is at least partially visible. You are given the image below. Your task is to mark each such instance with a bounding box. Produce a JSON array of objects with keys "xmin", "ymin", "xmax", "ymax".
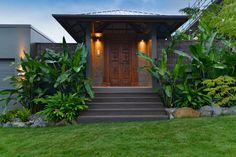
[
  {"xmin": 78, "ymin": 115, "xmax": 168, "ymax": 118},
  {"xmin": 84, "ymin": 108, "xmax": 166, "ymax": 111}
]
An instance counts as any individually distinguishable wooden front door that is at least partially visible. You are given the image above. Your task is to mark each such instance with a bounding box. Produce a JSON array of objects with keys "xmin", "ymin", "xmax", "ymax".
[{"xmin": 104, "ymin": 34, "xmax": 138, "ymax": 86}]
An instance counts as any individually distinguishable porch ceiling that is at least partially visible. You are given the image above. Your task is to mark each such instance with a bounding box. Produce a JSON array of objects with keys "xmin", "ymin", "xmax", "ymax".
[{"xmin": 53, "ymin": 13, "xmax": 188, "ymax": 42}]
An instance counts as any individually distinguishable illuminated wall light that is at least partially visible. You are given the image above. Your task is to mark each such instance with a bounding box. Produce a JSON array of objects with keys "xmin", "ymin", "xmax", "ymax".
[
  {"xmin": 138, "ymin": 39, "xmax": 147, "ymax": 53},
  {"xmin": 18, "ymin": 36, "xmax": 26, "ymax": 59},
  {"xmin": 95, "ymin": 39, "xmax": 103, "ymax": 57},
  {"xmin": 95, "ymin": 33, "xmax": 103, "ymax": 38}
]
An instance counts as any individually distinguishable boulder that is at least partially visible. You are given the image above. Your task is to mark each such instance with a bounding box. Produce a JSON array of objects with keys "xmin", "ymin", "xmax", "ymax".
[
  {"xmin": 28, "ymin": 114, "xmax": 46, "ymax": 122},
  {"xmin": 165, "ymin": 108, "xmax": 176, "ymax": 119},
  {"xmin": 10, "ymin": 118, "xmax": 22, "ymax": 123},
  {"xmin": 221, "ymin": 107, "xmax": 231, "ymax": 115},
  {"xmin": 11, "ymin": 122, "xmax": 27, "ymax": 128},
  {"xmin": 173, "ymin": 107, "xmax": 200, "ymax": 118},
  {"xmin": 212, "ymin": 105, "xmax": 222, "ymax": 116},
  {"xmin": 228, "ymin": 106, "xmax": 236, "ymax": 115},
  {"xmin": 55, "ymin": 120, "xmax": 70, "ymax": 126},
  {"xmin": 3, "ymin": 122, "xmax": 12, "ymax": 128},
  {"xmin": 30, "ymin": 117, "xmax": 46, "ymax": 127},
  {"xmin": 199, "ymin": 106, "xmax": 213, "ymax": 116}
]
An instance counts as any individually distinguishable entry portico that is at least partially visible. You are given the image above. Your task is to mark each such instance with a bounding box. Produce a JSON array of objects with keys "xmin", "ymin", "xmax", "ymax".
[{"xmin": 53, "ymin": 10, "xmax": 188, "ymax": 88}]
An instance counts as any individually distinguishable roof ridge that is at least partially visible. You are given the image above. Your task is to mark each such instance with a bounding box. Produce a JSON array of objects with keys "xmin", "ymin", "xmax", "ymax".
[{"xmin": 85, "ymin": 9, "xmax": 159, "ymax": 15}]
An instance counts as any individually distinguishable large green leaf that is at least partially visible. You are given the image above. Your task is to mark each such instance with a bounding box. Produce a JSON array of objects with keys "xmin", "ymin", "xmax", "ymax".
[
  {"xmin": 54, "ymin": 70, "xmax": 71, "ymax": 88},
  {"xmin": 84, "ymin": 80, "xmax": 94, "ymax": 98},
  {"xmin": 164, "ymin": 85, "xmax": 172, "ymax": 98}
]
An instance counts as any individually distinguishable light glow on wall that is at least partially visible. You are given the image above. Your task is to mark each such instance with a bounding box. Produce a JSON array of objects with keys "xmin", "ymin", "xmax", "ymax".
[
  {"xmin": 95, "ymin": 39, "xmax": 103, "ymax": 57},
  {"xmin": 138, "ymin": 39, "xmax": 147, "ymax": 53},
  {"xmin": 18, "ymin": 36, "xmax": 26, "ymax": 59}
]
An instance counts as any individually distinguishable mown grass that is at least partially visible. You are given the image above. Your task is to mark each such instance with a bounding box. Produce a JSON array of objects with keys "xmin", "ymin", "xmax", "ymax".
[{"xmin": 0, "ymin": 116, "xmax": 236, "ymax": 157}]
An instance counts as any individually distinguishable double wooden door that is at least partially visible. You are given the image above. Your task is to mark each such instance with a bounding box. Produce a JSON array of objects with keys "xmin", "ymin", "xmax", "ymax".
[{"xmin": 104, "ymin": 34, "xmax": 138, "ymax": 86}]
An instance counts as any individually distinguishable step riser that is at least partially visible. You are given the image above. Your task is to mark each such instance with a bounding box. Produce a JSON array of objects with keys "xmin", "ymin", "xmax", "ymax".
[
  {"xmin": 78, "ymin": 116, "xmax": 168, "ymax": 123},
  {"xmin": 88, "ymin": 104, "xmax": 165, "ymax": 109},
  {"xmin": 80, "ymin": 110, "xmax": 167, "ymax": 116},
  {"xmin": 79, "ymin": 92, "xmax": 166, "ymax": 123},
  {"xmin": 91, "ymin": 98, "xmax": 162, "ymax": 102},
  {"xmin": 95, "ymin": 93, "xmax": 160, "ymax": 97}
]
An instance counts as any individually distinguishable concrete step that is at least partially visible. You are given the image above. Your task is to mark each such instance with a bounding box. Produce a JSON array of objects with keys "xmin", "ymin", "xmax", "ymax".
[
  {"xmin": 79, "ymin": 108, "xmax": 167, "ymax": 116},
  {"xmin": 93, "ymin": 87, "xmax": 153, "ymax": 93},
  {"xmin": 87, "ymin": 102, "xmax": 165, "ymax": 109},
  {"xmin": 95, "ymin": 93, "xmax": 160, "ymax": 97},
  {"xmin": 78, "ymin": 115, "xmax": 169, "ymax": 123},
  {"xmin": 90, "ymin": 97, "xmax": 162, "ymax": 103}
]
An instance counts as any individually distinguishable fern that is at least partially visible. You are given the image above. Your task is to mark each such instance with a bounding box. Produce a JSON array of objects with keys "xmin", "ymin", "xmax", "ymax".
[{"xmin": 202, "ymin": 76, "xmax": 236, "ymax": 106}]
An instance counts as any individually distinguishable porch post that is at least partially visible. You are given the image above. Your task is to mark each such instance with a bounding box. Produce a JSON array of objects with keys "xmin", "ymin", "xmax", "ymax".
[
  {"xmin": 151, "ymin": 24, "xmax": 158, "ymax": 89},
  {"xmin": 85, "ymin": 22, "xmax": 92, "ymax": 78}
]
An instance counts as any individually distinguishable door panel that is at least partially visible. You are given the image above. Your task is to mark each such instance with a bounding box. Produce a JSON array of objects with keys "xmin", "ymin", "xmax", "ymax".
[
  {"xmin": 119, "ymin": 42, "xmax": 131, "ymax": 85},
  {"xmin": 104, "ymin": 34, "xmax": 138, "ymax": 86},
  {"xmin": 109, "ymin": 41, "xmax": 120, "ymax": 86},
  {"xmin": 109, "ymin": 39, "xmax": 133, "ymax": 86}
]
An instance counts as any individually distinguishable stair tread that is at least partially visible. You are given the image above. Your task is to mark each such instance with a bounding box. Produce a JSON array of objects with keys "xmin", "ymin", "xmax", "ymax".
[
  {"xmin": 79, "ymin": 115, "xmax": 168, "ymax": 118},
  {"xmin": 93, "ymin": 96, "xmax": 160, "ymax": 98},
  {"xmin": 88, "ymin": 102, "xmax": 163, "ymax": 104},
  {"xmin": 85, "ymin": 108, "xmax": 165, "ymax": 111}
]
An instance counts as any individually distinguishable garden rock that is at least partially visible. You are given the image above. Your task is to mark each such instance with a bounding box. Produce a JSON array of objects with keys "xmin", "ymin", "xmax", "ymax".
[
  {"xmin": 212, "ymin": 105, "xmax": 222, "ymax": 116},
  {"xmin": 173, "ymin": 107, "xmax": 200, "ymax": 118},
  {"xmin": 199, "ymin": 106, "xmax": 213, "ymax": 116},
  {"xmin": 56, "ymin": 120, "xmax": 70, "ymax": 126},
  {"xmin": 11, "ymin": 122, "xmax": 27, "ymax": 128},
  {"xmin": 221, "ymin": 107, "xmax": 231, "ymax": 115},
  {"xmin": 30, "ymin": 117, "xmax": 46, "ymax": 127},
  {"xmin": 28, "ymin": 114, "xmax": 46, "ymax": 122},
  {"xmin": 3, "ymin": 122, "xmax": 12, "ymax": 128},
  {"xmin": 228, "ymin": 106, "xmax": 236, "ymax": 115},
  {"xmin": 10, "ymin": 118, "xmax": 22, "ymax": 123},
  {"xmin": 165, "ymin": 108, "xmax": 176, "ymax": 119}
]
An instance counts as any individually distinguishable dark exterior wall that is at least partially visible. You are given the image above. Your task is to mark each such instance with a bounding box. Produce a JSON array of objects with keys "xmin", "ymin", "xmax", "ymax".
[
  {"xmin": 157, "ymin": 40, "xmax": 196, "ymax": 70},
  {"xmin": 33, "ymin": 41, "xmax": 197, "ymax": 86},
  {"xmin": 33, "ymin": 43, "xmax": 77, "ymax": 56}
]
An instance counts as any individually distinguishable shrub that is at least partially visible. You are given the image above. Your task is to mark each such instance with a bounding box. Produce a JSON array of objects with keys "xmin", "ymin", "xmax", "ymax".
[
  {"xmin": 137, "ymin": 49, "xmax": 186, "ymax": 107},
  {"xmin": 0, "ymin": 108, "xmax": 31, "ymax": 123},
  {"xmin": 35, "ymin": 92, "xmax": 88, "ymax": 122},
  {"xmin": 202, "ymin": 76, "xmax": 236, "ymax": 106},
  {"xmin": 0, "ymin": 37, "xmax": 93, "ymax": 113},
  {"xmin": 175, "ymin": 83, "xmax": 212, "ymax": 109}
]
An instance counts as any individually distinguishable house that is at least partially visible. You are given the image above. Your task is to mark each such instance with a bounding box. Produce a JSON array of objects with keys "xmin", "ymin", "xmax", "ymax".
[
  {"xmin": 0, "ymin": 24, "xmax": 53, "ymax": 90},
  {"xmin": 0, "ymin": 10, "xmax": 190, "ymax": 122}
]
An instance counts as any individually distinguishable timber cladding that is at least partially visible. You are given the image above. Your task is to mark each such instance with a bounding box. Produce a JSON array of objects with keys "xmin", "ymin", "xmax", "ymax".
[
  {"xmin": 157, "ymin": 40, "xmax": 197, "ymax": 70},
  {"xmin": 33, "ymin": 43, "xmax": 77, "ymax": 57}
]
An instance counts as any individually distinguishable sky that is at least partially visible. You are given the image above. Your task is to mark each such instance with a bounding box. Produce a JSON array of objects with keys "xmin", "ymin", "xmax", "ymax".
[{"xmin": 0, "ymin": 0, "xmax": 195, "ymax": 43}]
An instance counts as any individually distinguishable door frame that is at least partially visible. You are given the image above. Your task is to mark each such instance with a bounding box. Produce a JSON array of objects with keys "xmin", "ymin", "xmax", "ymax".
[{"xmin": 103, "ymin": 33, "xmax": 138, "ymax": 86}]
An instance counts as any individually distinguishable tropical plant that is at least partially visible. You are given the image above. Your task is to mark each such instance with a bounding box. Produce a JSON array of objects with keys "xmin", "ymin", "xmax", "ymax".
[
  {"xmin": 137, "ymin": 49, "xmax": 186, "ymax": 107},
  {"xmin": 0, "ymin": 108, "xmax": 31, "ymax": 123},
  {"xmin": 35, "ymin": 92, "xmax": 88, "ymax": 122},
  {"xmin": 0, "ymin": 37, "xmax": 93, "ymax": 113},
  {"xmin": 175, "ymin": 20, "xmax": 236, "ymax": 81},
  {"xmin": 175, "ymin": 83, "xmax": 212, "ymax": 109},
  {"xmin": 201, "ymin": 0, "xmax": 236, "ymax": 38},
  {"xmin": 202, "ymin": 76, "xmax": 236, "ymax": 106}
]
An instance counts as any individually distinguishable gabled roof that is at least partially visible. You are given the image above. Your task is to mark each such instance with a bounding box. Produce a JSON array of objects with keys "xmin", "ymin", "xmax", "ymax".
[{"xmin": 85, "ymin": 9, "xmax": 158, "ymax": 16}]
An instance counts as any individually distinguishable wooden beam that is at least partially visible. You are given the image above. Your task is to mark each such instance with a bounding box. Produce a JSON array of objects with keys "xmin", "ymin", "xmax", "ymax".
[
  {"xmin": 96, "ymin": 22, "xmax": 111, "ymax": 32},
  {"xmin": 85, "ymin": 22, "xmax": 92, "ymax": 78},
  {"xmin": 151, "ymin": 24, "xmax": 158, "ymax": 89}
]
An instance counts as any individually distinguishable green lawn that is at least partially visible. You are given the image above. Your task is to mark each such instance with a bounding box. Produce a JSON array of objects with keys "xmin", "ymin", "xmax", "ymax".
[{"xmin": 0, "ymin": 116, "xmax": 236, "ymax": 157}]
